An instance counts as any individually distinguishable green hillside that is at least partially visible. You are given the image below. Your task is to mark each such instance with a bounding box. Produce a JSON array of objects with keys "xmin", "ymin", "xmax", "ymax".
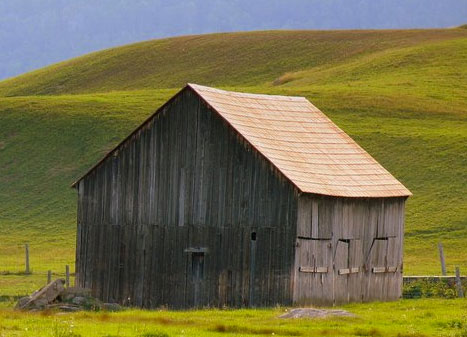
[
  {"xmin": 0, "ymin": 29, "xmax": 466, "ymax": 295},
  {"xmin": 1, "ymin": 29, "xmax": 466, "ymax": 96}
]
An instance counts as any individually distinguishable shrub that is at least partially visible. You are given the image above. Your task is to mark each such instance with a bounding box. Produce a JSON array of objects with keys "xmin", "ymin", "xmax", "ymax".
[{"xmin": 403, "ymin": 279, "xmax": 466, "ymax": 299}]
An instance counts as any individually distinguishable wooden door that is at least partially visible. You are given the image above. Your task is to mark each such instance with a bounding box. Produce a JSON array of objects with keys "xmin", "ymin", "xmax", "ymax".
[
  {"xmin": 334, "ymin": 239, "xmax": 363, "ymax": 303},
  {"xmin": 334, "ymin": 240, "xmax": 349, "ymax": 303},
  {"xmin": 365, "ymin": 238, "xmax": 388, "ymax": 301},
  {"xmin": 295, "ymin": 238, "xmax": 332, "ymax": 305},
  {"xmin": 348, "ymin": 239, "xmax": 363, "ymax": 302}
]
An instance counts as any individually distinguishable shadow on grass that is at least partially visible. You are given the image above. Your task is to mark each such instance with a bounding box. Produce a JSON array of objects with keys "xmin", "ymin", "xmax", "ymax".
[{"xmin": 210, "ymin": 323, "xmax": 303, "ymax": 336}]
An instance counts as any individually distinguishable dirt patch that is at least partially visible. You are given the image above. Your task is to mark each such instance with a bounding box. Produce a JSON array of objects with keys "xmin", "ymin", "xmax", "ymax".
[{"xmin": 279, "ymin": 308, "xmax": 356, "ymax": 319}]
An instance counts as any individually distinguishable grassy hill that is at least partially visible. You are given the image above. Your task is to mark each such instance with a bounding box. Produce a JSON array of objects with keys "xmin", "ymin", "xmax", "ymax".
[
  {"xmin": 1, "ymin": 29, "xmax": 466, "ymax": 96},
  {"xmin": 0, "ymin": 29, "xmax": 466, "ymax": 295}
]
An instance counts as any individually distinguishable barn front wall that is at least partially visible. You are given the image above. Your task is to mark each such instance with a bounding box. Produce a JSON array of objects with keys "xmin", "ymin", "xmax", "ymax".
[
  {"xmin": 75, "ymin": 88, "xmax": 299, "ymax": 308},
  {"xmin": 293, "ymin": 194, "xmax": 406, "ymax": 305}
]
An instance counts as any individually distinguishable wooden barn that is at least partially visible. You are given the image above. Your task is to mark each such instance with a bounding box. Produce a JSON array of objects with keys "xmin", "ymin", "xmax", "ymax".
[{"xmin": 72, "ymin": 84, "xmax": 411, "ymax": 308}]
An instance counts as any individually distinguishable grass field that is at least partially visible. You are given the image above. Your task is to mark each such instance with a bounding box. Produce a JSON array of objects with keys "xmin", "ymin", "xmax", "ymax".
[
  {"xmin": 0, "ymin": 299, "xmax": 466, "ymax": 337},
  {"xmin": 0, "ymin": 28, "xmax": 466, "ymax": 297}
]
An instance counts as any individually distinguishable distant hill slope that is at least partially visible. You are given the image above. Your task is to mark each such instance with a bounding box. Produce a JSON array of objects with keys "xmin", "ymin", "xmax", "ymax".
[
  {"xmin": 0, "ymin": 29, "xmax": 466, "ymax": 295},
  {"xmin": 0, "ymin": 29, "xmax": 466, "ymax": 96},
  {"xmin": 2, "ymin": 0, "xmax": 467, "ymax": 80}
]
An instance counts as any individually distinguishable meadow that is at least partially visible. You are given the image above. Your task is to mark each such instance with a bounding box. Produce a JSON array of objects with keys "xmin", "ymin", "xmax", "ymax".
[
  {"xmin": 0, "ymin": 28, "xmax": 466, "ymax": 299},
  {"xmin": 0, "ymin": 299, "xmax": 466, "ymax": 337}
]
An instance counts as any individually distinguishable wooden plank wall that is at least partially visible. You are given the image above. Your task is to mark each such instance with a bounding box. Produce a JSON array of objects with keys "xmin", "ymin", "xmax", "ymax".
[
  {"xmin": 75, "ymin": 88, "xmax": 298, "ymax": 308},
  {"xmin": 293, "ymin": 195, "xmax": 406, "ymax": 305}
]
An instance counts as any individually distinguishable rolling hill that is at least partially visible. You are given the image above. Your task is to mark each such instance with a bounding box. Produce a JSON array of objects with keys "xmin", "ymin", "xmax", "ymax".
[{"xmin": 0, "ymin": 29, "xmax": 466, "ymax": 295}]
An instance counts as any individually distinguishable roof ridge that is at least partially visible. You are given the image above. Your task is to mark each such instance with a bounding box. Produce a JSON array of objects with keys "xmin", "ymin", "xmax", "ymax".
[{"xmin": 187, "ymin": 83, "xmax": 308, "ymax": 101}]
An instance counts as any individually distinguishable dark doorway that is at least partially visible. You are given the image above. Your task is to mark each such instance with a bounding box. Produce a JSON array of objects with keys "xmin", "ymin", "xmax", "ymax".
[
  {"xmin": 192, "ymin": 252, "xmax": 204, "ymax": 306},
  {"xmin": 192, "ymin": 252, "xmax": 205, "ymax": 281}
]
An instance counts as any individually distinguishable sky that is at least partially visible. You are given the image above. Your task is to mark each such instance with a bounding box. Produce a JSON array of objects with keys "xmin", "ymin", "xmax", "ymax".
[{"xmin": 0, "ymin": 0, "xmax": 466, "ymax": 80}]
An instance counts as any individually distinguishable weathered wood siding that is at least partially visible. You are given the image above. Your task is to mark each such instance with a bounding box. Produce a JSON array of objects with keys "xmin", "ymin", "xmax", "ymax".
[
  {"xmin": 76, "ymin": 88, "xmax": 298, "ymax": 308},
  {"xmin": 293, "ymin": 195, "xmax": 406, "ymax": 305}
]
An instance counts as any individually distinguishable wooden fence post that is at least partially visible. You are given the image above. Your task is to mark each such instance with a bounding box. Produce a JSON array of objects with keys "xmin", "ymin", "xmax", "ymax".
[
  {"xmin": 65, "ymin": 265, "xmax": 70, "ymax": 288},
  {"xmin": 455, "ymin": 267, "xmax": 464, "ymax": 298},
  {"xmin": 438, "ymin": 242, "xmax": 446, "ymax": 276},
  {"xmin": 25, "ymin": 244, "xmax": 30, "ymax": 275},
  {"xmin": 47, "ymin": 270, "xmax": 52, "ymax": 284}
]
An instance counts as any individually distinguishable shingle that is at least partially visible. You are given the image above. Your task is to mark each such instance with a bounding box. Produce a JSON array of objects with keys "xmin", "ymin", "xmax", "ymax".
[{"xmin": 189, "ymin": 83, "xmax": 411, "ymax": 198}]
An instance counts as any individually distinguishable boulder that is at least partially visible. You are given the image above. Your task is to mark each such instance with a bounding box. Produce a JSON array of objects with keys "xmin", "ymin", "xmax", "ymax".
[
  {"xmin": 72, "ymin": 296, "xmax": 86, "ymax": 305},
  {"xmin": 102, "ymin": 302, "xmax": 123, "ymax": 312},
  {"xmin": 59, "ymin": 305, "xmax": 81, "ymax": 312},
  {"xmin": 14, "ymin": 296, "xmax": 30, "ymax": 310},
  {"xmin": 279, "ymin": 308, "xmax": 356, "ymax": 319},
  {"xmin": 61, "ymin": 287, "xmax": 92, "ymax": 303}
]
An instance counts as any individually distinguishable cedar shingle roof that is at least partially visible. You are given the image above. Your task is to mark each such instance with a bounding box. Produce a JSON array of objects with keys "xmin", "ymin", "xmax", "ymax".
[{"xmin": 189, "ymin": 84, "xmax": 411, "ymax": 198}]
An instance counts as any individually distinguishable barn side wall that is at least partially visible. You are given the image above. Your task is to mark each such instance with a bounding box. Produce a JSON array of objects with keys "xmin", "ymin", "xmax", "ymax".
[
  {"xmin": 75, "ymin": 88, "xmax": 298, "ymax": 308},
  {"xmin": 292, "ymin": 195, "xmax": 406, "ymax": 305}
]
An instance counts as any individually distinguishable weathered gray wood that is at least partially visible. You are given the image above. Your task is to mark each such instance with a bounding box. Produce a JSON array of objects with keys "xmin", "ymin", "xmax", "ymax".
[
  {"xmin": 455, "ymin": 267, "xmax": 464, "ymax": 298},
  {"xmin": 300, "ymin": 266, "xmax": 328, "ymax": 273},
  {"xmin": 293, "ymin": 195, "xmax": 405, "ymax": 305},
  {"xmin": 25, "ymin": 244, "xmax": 30, "ymax": 275},
  {"xmin": 438, "ymin": 242, "xmax": 447, "ymax": 276},
  {"xmin": 297, "ymin": 198, "xmax": 311, "ymax": 237},
  {"xmin": 348, "ymin": 239, "xmax": 362, "ymax": 302},
  {"xmin": 334, "ymin": 239, "xmax": 349, "ymax": 304},
  {"xmin": 249, "ymin": 234, "xmax": 256, "ymax": 306},
  {"xmin": 311, "ymin": 200, "xmax": 319, "ymax": 238},
  {"xmin": 65, "ymin": 265, "xmax": 70, "ymax": 288},
  {"xmin": 47, "ymin": 270, "xmax": 52, "ymax": 284},
  {"xmin": 373, "ymin": 267, "xmax": 388, "ymax": 273}
]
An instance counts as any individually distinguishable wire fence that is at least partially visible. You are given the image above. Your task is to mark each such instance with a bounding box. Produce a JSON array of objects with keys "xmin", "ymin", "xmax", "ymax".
[
  {"xmin": 0, "ymin": 244, "xmax": 27, "ymax": 272},
  {"xmin": 1, "ymin": 243, "xmax": 465, "ymax": 301},
  {"xmin": 0, "ymin": 243, "xmax": 74, "ymax": 272},
  {"xmin": 0, "ymin": 243, "xmax": 75, "ymax": 299}
]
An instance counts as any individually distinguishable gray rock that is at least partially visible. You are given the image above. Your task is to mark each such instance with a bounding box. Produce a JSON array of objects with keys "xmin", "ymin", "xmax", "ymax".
[
  {"xmin": 72, "ymin": 296, "xmax": 86, "ymax": 305},
  {"xmin": 63, "ymin": 293, "xmax": 75, "ymax": 301},
  {"xmin": 102, "ymin": 303, "xmax": 123, "ymax": 312},
  {"xmin": 32, "ymin": 298, "xmax": 49, "ymax": 309},
  {"xmin": 279, "ymin": 308, "xmax": 356, "ymax": 319},
  {"xmin": 58, "ymin": 305, "xmax": 81, "ymax": 312},
  {"xmin": 14, "ymin": 296, "xmax": 30, "ymax": 310}
]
